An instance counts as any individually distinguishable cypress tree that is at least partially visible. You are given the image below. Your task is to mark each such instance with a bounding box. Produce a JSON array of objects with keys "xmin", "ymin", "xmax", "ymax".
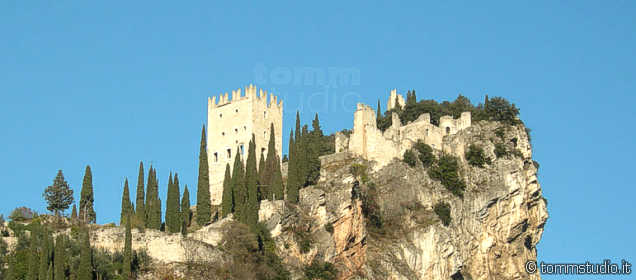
[
  {"xmin": 196, "ymin": 125, "xmax": 212, "ymax": 226},
  {"xmin": 79, "ymin": 165, "xmax": 96, "ymax": 223},
  {"xmin": 78, "ymin": 226, "xmax": 91, "ymax": 280},
  {"xmin": 295, "ymin": 111, "xmax": 301, "ymax": 142},
  {"xmin": 144, "ymin": 166, "xmax": 154, "ymax": 228},
  {"xmin": 27, "ymin": 225, "xmax": 40, "ymax": 280},
  {"xmin": 377, "ymin": 99, "xmax": 382, "ymax": 121},
  {"xmin": 245, "ymin": 135, "xmax": 259, "ymax": 227},
  {"xmin": 263, "ymin": 123, "xmax": 283, "ymax": 200},
  {"xmin": 122, "ymin": 215, "xmax": 132, "ymax": 279},
  {"xmin": 220, "ymin": 163, "xmax": 233, "ymax": 217},
  {"xmin": 165, "ymin": 173, "xmax": 175, "ymax": 232},
  {"xmin": 145, "ymin": 167, "xmax": 162, "ymax": 230},
  {"xmin": 306, "ymin": 114, "xmax": 322, "ymax": 185},
  {"xmin": 38, "ymin": 229, "xmax": 51, "ymax": 280},
  {"xmin": 271, "ymin": 155, "xmax": 284, "ymax": 201},
  {"xmin": 286, "ymin": 130, "xmax": 299, "ymax": 203},
  {"xmin": 53, "ymin": 235, "xmax": 64, "ymax": 280},
  {"xmin": 166, "ymin": 173, "xmax": 181, "ymax": 233},
  {"xmin": 181, "ymin": 185, "xmax": 191, "ymax": 229},
  {"xmin": 71, "ymin": 204, "xmax": 78, "ymax": 221},
  {"xmin": 258, "ymin": 150, "xmax": 266, "ymax": 194},
  {"xmin": 135, "ymin": 162, "xmax": 145, "ymax": 228},
  {"xmin": 231, "ymin": 148, "xmax": 246, "ymax": 223},
  {"xmin": 120, "ymin": 179, "xmax": 132, "ymax": 226}
]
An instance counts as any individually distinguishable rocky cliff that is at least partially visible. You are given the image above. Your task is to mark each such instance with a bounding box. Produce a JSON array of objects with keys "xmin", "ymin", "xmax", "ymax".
[{"xmin": 87, "ymin": 120, "xmax": 547, "ymax": 280}]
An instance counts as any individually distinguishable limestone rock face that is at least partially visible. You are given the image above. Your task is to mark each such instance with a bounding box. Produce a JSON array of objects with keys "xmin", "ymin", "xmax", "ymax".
[{"xmin": 257, "ymin": 121, "xmax": 547, "ymax": 280}]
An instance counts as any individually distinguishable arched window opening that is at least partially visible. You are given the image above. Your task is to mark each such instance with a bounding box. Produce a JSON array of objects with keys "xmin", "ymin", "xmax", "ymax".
[
  {"xmin": 227, "ymin": 149, "xmax": 231, "ymax": 159},
  {"xmin": 446, "ymin": 127, "xmax": 451, "ymax": 135}
]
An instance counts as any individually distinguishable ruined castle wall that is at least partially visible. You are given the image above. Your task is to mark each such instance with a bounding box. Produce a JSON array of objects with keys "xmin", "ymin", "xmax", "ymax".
[
  {"xmin": 207, "ymin": 85, "xmax": 283, "ymax": 205},
  {"xmin": 345, "ymin": 90, "xmax": 472, "ymax": 169}
]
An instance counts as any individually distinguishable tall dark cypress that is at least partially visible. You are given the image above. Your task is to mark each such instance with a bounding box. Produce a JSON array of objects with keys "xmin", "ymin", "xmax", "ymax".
[
  {"xmin": 271, "ymin": 155, "xmax": 284, "ymax": 201},
  {"xmin": 245, "ymin": 135, "xmax": 259, "ymax": 227},
  {"xmin": 78, "ymin": 226, "xmax": 91, "ymax": 280},
  {"xmin": 196, "ymin": 125, "xmax": 212, "ymax": 226},
  {"xmin": 231, "ymin": 148, "xmax": 246, "ymax": 222},
  {"xmin": 71, "ymin": 204, "xmax": 78, "ymax": 221},
  {"xmin": 286, "ymin": 130, "xmax": 298, "ymax": 203},
  {"xmin": 145, "ymin": 166, "xmax": 154, "ymax": 228},
  {"xmin": 146, "ymin": 167, "xmax": 162, "ymax": 230},
  {"xmin": 79, "ymin": 165, "xmax": 96, "ymax": 223},
  {"xmin": 377, "ymin": 99, "xmax": 382, "ymax": 121},
  {"xmin": 38, "ymin": 228, "xmax": 50, "ymax": 280},
  {"xmin": 262, "ymin": 123, "xmax": 280, "ymax": 200},
  {"xmin": 166, "ymin": 173, "xmax": 181, "ymax": 233},
  {"xmin": 120, "ymin": 179, "xmax": 132, "ymax": 226},
  {"xmin": 135, "ymin": 162, "xmax": 145, "ymax": 228},
  {"xmin": 53, "ymin": 235, "xmax": 64, "ymax": 280},
  {"xmin": 258, "ymin": 150, "xmax": 266, "ymax": 192},
  {"xmin": 220, "ymin": 163, "xmax": 233, "ymax": 217},
  {"xmin": 123, "ymin": 215, "xmax": 132, "ymax": 279},
  {"xmin": 27, "ymin": 225, "xmax": 40, "ymax": 280},
  {"xmin": 181, "ymin": 185, "xmax": 191, "ymax": 229}
]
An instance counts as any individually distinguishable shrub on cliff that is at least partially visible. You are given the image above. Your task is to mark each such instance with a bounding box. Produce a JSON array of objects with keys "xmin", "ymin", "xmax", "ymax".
[
  {"xmin": 465, "ymin": 144, "xmax": 488, "ymax": 167},
  {"xmin": 414, "ymin": 141, "xmax": 435, "ymax": 167},
  {"xmin": 428, "ymin": 154, "xmax": 466, "ymax": 197},
  {"xmin": 304, "ymin": 259, "xmax": 338, "ymax": 280},
  {"xmin": 434, "ymin": 202, "xmax": 452, "ymax": 226},
  {"xmin": 403, "ymin": 150, "xmax": 417, "ymax": 167}
]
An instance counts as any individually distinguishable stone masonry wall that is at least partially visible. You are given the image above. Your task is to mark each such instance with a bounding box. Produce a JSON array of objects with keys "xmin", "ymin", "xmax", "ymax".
[{"xmin": 207, "ymin": 85, "xmax": 283, "ymax": 205}]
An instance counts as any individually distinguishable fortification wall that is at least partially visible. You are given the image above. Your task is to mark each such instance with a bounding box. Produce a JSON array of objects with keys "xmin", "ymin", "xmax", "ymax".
[
  {"xmin": 207, "ymin": 85, "xmax": 282, "ymax": 205},
  {"xmin": 343, "ymin": 90, "xmax": 472, "ymax": 169}
]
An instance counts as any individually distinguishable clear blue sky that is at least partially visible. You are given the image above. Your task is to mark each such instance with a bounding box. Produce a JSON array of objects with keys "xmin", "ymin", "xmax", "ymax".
[{"xmin": 1, "ymin": 1, "xmax": 634, "ymax": 278}]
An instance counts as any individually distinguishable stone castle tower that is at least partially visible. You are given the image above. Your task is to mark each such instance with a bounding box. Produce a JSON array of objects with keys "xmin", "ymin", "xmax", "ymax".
[{"xmin": 207, "ymin": 85, "xmax": 283, "ymax": 205}]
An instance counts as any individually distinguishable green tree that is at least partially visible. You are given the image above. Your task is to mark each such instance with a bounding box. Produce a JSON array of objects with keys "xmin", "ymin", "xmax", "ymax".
[
  {"xmin": 231, "ymin": 148, "xmax": 246, "ymax": 223},
  {"xmin": 414, "ymin": 141, "xmax": 435, "ymax": 167},
  {"xmin": 78, "ymin": 226, "xmax": 92, "ymax": 280},
  {"xmin": 403, "ymin": 150, "xmax": 417, "ymax": 167},
  {"xmin": 181, "ymin": 185, "xmax": 191, "ymax": 230},
  {"xmin": 166, "ymin": 172, "xmax": 181, "ymax": 233},
  {"xmin": 26, "ymin": 223, "xmax": 40, "ymax": 280},
  {"xmin": 43, "ymin": 170, "xmax": 74, "ymax": 217},
  {"xmin": 484, "ymin": 96, "xmax": 520, "ymax": 124},
  {"xmin": 79, "ymin": 165, "xmax": 96, "ymax": 223},
  {"xmin": 221, "ymin": 163, "xmax": 233, "ymax": 217},
  {"xmin": 196, "ymin": 125, "xmax": 212, "ymax": 226},
  {"xmin": 145, "ymin": 167, "xmax": 162, "ymax": 230},
  {"xmin": 286, "ymin": 130, "xmax": 299, "ymax": 203},
  {"xmin": 376, "ymin": 99, "xmax": 382, "ymax": 126},
  {"xmin": 38, "ymin": 229, "xmax": 51, "ymax": 280},
  {"xmin": 122, "ymin": 215, "xmax": 132, "ymax": 279},
  {"xmin": 245, "ymin": 136, "xmax": 259, "ymax": 227},
  {"xmin": 71, "ymin": 204, "xmax": 78, "ymax": 221},
  {"xmin": 135, "ymin": 161, "xmax": 146, "ymax": 228},
  {"xmin": 54, "ymin": 235, "xmax": 65, "ymax": 280},
  {"xmin": 258, "ymin": 150, "xmax": 266, "ymax": 195},
  {"xmin": 120, "ymin": 179, "xmax": 133, "ymax": 226},
  {"xmin": 271, "ymin": 155, "xmax": 284, "ymax": 201},
  {"xmin": 465, "ymin": 144, "xmax": 488, "ymax": 167}
]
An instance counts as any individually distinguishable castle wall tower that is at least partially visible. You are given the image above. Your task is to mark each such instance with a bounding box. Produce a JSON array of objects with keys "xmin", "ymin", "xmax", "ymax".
[{"xmin": 206, "ymin": 85, "xmax": 283, "ymax": 205}]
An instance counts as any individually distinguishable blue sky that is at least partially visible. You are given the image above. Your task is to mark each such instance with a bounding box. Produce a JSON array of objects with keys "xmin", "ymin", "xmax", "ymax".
[{"xmin": 1, "ymin": 1, "xmax": 634, "ymax": 278}]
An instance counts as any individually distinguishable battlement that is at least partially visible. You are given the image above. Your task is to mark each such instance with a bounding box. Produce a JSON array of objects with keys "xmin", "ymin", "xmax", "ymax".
[{"xmin": 208, "ymin": 84, "xmax": 283, "ymax": 110}]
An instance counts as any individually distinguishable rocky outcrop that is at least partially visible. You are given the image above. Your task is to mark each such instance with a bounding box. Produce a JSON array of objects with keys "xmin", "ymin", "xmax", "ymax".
[
  {"xmin": 257, "ymin": 121, "xmax": 547, "ymax": 280},
  {"xmin": 89, "ymin": 120, "xmax": 547, "ymax": 280}
]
